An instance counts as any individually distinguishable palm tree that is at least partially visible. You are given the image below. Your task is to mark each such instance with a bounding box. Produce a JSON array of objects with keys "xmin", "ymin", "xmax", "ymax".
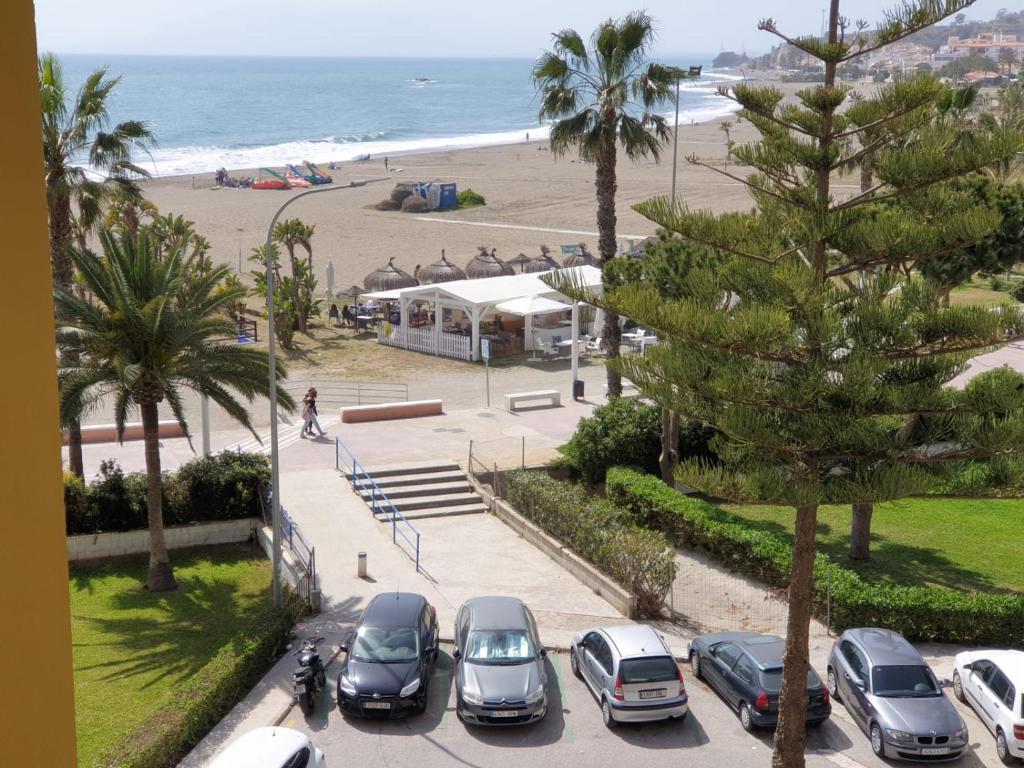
[
  {"xmin": 534, "ymin": 11, "xmax": 683, "ymax": 396},
  {"xmin": 272, "ymin": 218, "xmax": 316, "ymax": 332},
  {"xmin": 55, "ymin": 229, "xmax": 294, "ymax": 592},
  {"xmin": 40, "ymin": 52, "xmax": 155, "ymax": 477}
]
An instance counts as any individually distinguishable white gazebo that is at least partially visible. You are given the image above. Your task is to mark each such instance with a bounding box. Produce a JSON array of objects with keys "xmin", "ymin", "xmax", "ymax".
[{"xmin": 366, "ymin": 265, "xmax": 602, "ymax": 364}]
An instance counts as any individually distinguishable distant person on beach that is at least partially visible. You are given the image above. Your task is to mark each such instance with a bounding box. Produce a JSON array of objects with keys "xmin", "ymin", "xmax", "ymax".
[
  {"xmin": 302, "ymin": 388, "xmax": 326, "ymax": 437},
  {"xmin": 526, "ymin": 132, "xmax": 530, "ymax": 142},
  {"xmin": 342, "ymin": 304, "xmax": 353, "ymax": 327},
  {"xmin": 384, "ymin": 156, "xmax": 389, "ymax": 171},
  {"xmin": 328, "ymin": 303, "xmax": 340, "ymax": 326}
]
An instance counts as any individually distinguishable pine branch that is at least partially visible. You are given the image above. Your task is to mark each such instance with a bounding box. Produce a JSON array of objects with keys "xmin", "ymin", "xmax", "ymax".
[{"xmin": 685, "ymin": 156, "xmax": 807, "ymax": 210}]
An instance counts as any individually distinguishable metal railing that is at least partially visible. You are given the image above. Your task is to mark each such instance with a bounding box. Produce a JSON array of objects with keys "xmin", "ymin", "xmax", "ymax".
[
  {"xmin": 467, "ymin": 437, "xmax": 526, "ymax": 498},
  {"xmin": 335, "ymin": 437, "xmax": 421, "ymax": 572},
  {"xmin": 259, "ymin": 485, "xmax": 317, "ymax": 607},
  {"xmin": 285, "ymin": 379, "xmax": 409, "ymax": 407}
]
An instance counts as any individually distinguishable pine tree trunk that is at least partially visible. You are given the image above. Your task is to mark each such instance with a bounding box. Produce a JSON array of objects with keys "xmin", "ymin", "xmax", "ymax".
[
  {"xmin": 860, "ymin": 151, "xmax": 874, "ymax": 193},
  {"xmin": 659, "ymin": 408, "xmax": 679, "ymax": 485},
  {"xmin": 141, "ymin": 399, "xmax": 177, "ymax": 592},
  {"xmin": 772, "ymin": 503, "xmax": 818, "ymax": 768},
  {"xmin": 595, "ymin": 142, "xmax": 621, "ymax": 396},
  {"xmin": 850, "ymin": 501, "xmax": 873, "ymax": 560}
]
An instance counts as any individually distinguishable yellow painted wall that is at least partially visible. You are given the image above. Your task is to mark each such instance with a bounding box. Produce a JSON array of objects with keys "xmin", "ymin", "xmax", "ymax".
[{"xmin": 0, "ymin": 1, "xmax": 79, "ymax": 764}]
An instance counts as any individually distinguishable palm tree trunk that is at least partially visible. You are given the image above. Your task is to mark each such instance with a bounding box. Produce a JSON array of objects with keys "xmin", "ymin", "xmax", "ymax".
[
  {"xmin": 772, "ymin": 503, "xmax": 818, "ymax": 768},
  {"xmin": 659, "ymin": 408, "xmax": 679, "ymax": 485},
  {"xmin": 850, "ymin": 502, "xmax": 873, "ymax": 560},
  {"xmin": 67, "ymin": 422, "xmax": 84, "ymax": 477},
  {"xmin": 141, "ymin": 399, "xmax": 176, "ymax": 592},
  {"xmin": 596, "ymin": 142, "xmax": 622, "ymax": 396}
]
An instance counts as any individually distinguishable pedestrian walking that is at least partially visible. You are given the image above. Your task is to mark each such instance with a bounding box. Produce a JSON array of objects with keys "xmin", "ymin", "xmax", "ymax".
[
  {"xmin": 384, "ymin": 156, "xmax": 389, "ymax": 172},
  {"xmin": 328, "ymin": 303, "xmax": 340, "ymax": 326},
  {"xmin": 303, "ymin": 388, "xmax": 326, "ymax": 437}
]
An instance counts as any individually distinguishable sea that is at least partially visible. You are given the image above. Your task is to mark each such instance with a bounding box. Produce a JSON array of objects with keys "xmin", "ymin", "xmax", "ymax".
[{"xmin": 58, "ymin": 55, "xmax": 741, "ymax": 178}]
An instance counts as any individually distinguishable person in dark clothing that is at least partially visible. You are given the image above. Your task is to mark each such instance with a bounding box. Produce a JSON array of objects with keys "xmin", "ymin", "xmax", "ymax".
[{"xmin": 328, "ymin": 303, "xmax": 340, "ymax": 326}]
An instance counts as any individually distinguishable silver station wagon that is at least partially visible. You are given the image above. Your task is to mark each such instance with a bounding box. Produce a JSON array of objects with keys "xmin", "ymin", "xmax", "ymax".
[{"xmin": 570, "ymin": 624, "xmax": 688, "ymax": 728}]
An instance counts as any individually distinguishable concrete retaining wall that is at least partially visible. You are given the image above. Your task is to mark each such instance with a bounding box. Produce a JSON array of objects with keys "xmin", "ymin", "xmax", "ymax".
[
  {"xmin": 67, "ymin": 518, "xmax": 257, "ymax": 561},
  {"xmin": 340, "ymin": 399, "xmax": 442, "ymax": 423},
  {"xmin": 255, "ymin": 525, "xmax": 321, "ymax": 613},
  {"xmin": 62, "ymin": 420, "xmax": 186, "ymax": 445}
]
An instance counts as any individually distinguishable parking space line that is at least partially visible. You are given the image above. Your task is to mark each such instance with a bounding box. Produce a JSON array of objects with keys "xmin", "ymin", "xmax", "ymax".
[{"xmin": 551, "ymin": 652, "xmax": 575, "ymax": 745}]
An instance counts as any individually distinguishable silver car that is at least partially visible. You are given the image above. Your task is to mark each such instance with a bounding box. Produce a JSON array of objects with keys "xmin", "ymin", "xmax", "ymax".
[
  {"xmin": 827, "ymin": 628, "xmax": 968, "ymax": 761},
  {"xmin": 570, "ymin": 624, "xmax": 688, "ymax": 728},
  {"xmin": 453, "ymin": 596, "xmax": 548, "ymax": 725}
]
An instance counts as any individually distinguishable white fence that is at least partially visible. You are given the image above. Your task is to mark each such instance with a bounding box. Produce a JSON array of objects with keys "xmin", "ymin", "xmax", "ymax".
[{"xmin": 377, "ymin": 324, "xmax": 473, "ymax": 361}]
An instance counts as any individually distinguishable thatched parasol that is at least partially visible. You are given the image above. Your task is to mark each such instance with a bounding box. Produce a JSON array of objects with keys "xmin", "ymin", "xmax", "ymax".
[
  {"xmin": 465, "ymin": 246, "xmax": 513, "ymax": 279},
  {"xmin": 417, "ymin": 249, "xmax": 467, "ymax": 285},
  {"xmin": 336, "ymin": 284, "xmax": 365, "ymax": 300},
  {"xmin": 563, "ymin": 241, "xmax": 597, "ymax": 268},
  {"xmin": 363, "ymin": 257, "xmax": 418, "ymax": 291},
  {"xmin": 524, "ymin": 244, "xmax": 561, "ymax": 273},
  {"xmin": 507, "ymin": 252, "xmax": 532, "ymax": 273}
]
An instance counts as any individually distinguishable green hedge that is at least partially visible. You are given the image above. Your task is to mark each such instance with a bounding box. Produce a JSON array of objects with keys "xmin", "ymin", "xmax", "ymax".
[
  {"xmin": 66, "ymin": 452, "xmax": 270, "ymax": 535},
  {"xmin": 101, "ymin": 596, "xmax": 303, "ymax": 768},
  {"xmin": 505, "ymin": 470, "xmax": 676, "ymax": 617},
  {"xmin": 606, "ymin": 466, "xmax": 1024, "ymax": 647}
]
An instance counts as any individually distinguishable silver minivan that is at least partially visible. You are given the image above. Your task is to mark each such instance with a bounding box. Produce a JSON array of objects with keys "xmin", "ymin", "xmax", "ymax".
[{"xmin": 570, "ymin": 624, "xmax": 688, "ymax": 728}]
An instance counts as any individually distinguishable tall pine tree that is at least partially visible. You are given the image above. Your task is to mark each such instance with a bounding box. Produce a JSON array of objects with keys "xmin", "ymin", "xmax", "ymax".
[{"xmin": 552, "ymin": 1, "xmax": 1024, "ymax": 765}]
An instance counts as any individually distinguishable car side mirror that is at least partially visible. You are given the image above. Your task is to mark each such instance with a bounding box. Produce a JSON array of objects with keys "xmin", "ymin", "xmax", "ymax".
[
  {"xmin": 340, "ymin": 644, "xmax": 349, "ymax": 654},
  {"xmin": 540, "ymin": 648, "xmax": 548, "ymax": 658},
  {"xmin": 453, "ymin": 648, "xmax": 461, "ymax": 660},
  {"xmin": 424, "ymin": 646, "xmax": 435, "ymax": 655},
  {"xmin": 940, "ymin": 678, "xmax": 953, "ymax": 689},
  {"xmin": 855, "ymin": 678, "xmax": 867, "ymax": 691}
]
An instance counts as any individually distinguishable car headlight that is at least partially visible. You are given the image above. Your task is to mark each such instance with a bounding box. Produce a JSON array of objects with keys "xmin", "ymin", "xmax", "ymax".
[
  {"xmin": 339, "ymin": 675, "xmax": 356, "ymax": 695},
  {"xmin": 885, "ymin": 729, "xmax": 914, "ymax": 742},
  {"xmin": 462, "ymin": 690, "xmax": 483, "ymax": 706},
  {"xmin": 954, "ymin": 728, "xmax": 968, "ymax": 742},
  {"xmin": 400, "ymin": 678, "xmax": 421, "ymax": 698},
  {"xmin": 525, "ymin": 686, "xmax": 546, "ymax": 706}
]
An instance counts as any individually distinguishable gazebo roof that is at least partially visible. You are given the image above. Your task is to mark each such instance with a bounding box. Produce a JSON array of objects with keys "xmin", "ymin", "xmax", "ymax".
[
  {"xmin": 417, "ymin": 250, "xmax": 467, "ymax": 285},
  {"xmin": 363, "ymin": 257, "xmax": 418, "ymax": 291}
]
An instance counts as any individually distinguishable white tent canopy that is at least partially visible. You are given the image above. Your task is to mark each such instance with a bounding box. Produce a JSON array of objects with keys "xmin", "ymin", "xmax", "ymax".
[{"xmin": 495, "ymin": 295, "xmax": 572, "ymax": 316}]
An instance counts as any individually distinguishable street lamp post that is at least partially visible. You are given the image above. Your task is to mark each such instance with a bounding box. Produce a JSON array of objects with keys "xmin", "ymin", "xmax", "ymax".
[
  {"xmin": 265, "ymin": 176, "xmax": 390, "ymax": 608},
  {"xmin": 669, "ymin": 65, "xmax": 703, "ymax": 209}
]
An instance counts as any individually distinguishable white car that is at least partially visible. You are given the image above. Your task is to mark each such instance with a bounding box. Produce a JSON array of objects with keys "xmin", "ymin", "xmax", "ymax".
[
  {"xmin": 953, "ymin": 650, "xmax": 1024, "ymax": 765},
  {"xmin": 208, "ymin": 727, "xmax": 326, "ymax": 768}
]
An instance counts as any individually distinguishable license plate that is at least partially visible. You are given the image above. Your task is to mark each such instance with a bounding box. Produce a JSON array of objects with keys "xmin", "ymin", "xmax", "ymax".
[
  {"xmin": 922, "ymin": 748, "xmax": 949, "ymax": 756},
  {"xmin": 639, "ymin": 689, "xmax": 667, "ymax": 699},
  {"xmin": 489, "ymin": 710, "xmax": 519, "ymax": 717},
  {"xmin": 292, "ymin": 684, "xmax": 306, "ymax": 694},
  {"xmin": 363, "ymin": 701, "xmax": 391, "ymax": 710}
]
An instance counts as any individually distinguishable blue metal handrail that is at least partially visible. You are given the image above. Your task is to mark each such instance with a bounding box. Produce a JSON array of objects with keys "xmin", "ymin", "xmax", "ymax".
[{"xmin": 336, "ymin": 437, "xmax": 421, "ymax": 572}]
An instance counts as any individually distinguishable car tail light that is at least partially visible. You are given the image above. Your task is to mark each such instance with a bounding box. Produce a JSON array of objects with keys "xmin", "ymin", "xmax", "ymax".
[
  {"xmin": 677, "ymin": 667, "xmax": 686, "ymax": 696},
  {"xmin": 823, "ymin": 688, "xmax": 830, "ymax": 705},
  {"xmin": 755, "ymin": 691, "xmax": 770, "ymax": 711},
  {"xmin": 613, "ymin": 674, "xmax": 624, "ymax": 701},
  {"xmin": 1014, "ymin": 724, "xmax": 1024, "ymax": 741}
]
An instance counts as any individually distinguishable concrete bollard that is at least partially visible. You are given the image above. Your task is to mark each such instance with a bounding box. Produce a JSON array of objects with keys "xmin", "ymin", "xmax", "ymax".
[{"xmin": 357, "ymin": 552, "xmax": 367, "ymax": 578}]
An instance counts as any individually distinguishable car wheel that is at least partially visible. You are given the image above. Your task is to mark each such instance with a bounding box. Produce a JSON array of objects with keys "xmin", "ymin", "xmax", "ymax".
[
  {"xmin": 826, "ymin": 667, "xmax": 842, "ymax": 703},
  {"xmin": 870, "ymin": 723, "xmax": 886, "ymax": 758},
  {"xmin": 690, "ymin": 651, "xmax": 702, "ymax": 680},
  {"xmin": 602, "ymin": 698, "xmax": 617, "ymax": 729},
  {"xmin": 808, "ymin": 718, "xmax": 827, "ymax": 727},
  {"xmin": 997, "ymin": 728, "xmax": 1020, "ymax": 766},
  {"xmin": 570, "ymin": 649, "xmax": 582, "ymax": 679},
  {"xmin": 952, "ymin": 671, "xmax": 965, "ymax": 703},
  {"xmin": 739, "ymin": 702, "xmax": 754, "ymax": 732}
]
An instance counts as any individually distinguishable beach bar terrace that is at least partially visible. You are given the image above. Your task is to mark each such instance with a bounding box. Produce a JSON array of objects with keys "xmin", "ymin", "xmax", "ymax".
[{"xmin": 366, "ymin": 265, "xmax": 603, "ymax": 362}]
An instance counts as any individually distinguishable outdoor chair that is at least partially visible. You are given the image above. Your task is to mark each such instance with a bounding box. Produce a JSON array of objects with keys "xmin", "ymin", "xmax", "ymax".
[{"xmin": 585, "ymin": 336, "xmax": 604, "ymax": 357}]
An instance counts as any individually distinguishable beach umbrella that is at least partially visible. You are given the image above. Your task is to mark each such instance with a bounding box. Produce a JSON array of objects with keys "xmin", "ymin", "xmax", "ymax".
[
  {"xmin": 465, "ymin": 246, "xmax": 513, "ymax": 279},
  {"xmin": 336, "ymin": 284, "xmax": 364, "ymax": 300},
  {"xmin": 417, "ymin": 249, "xmax": 467, "ymax": 285},
  {"xmin": 524, "ymin": 244, "xmax": 561, "ymax": 273},
  {"xmin": 507, "ymin": 252, "xmax": 532, "ymax": 274},
  {"xmin": 563, "ymin": 242, "xmax": 597, "ymax": 268},
  {"xmin": 363, "ymin": 257, "xmax": 418, "ymax": 291}
]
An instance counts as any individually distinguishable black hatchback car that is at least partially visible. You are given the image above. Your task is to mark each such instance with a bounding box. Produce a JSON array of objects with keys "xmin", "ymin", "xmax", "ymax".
[
  {"xmin": 337, "ymin": 592, "xmax": 439, "ymax": 717},
  {"xmin": 689, "ymin": 631, "xmax": 831, "ymax": 731}
]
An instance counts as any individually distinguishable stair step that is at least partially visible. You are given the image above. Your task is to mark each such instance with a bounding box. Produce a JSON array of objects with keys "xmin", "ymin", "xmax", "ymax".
[
  {"xmin": 343, "ymin": 460, "xmax": 460, "ymax": 479},
  {"xmin": 371, "ymin": 471, "xmax": 468, "ymax": 489},
  {"xmin": 377, "ymin": 504, "xmax": 489, "ymax": 521},
  {"xmin": 391, "ymin": 493, "xmax": 484, "ymax": 512},
  {"xmin": 359, "ymin": 481, "xmax": 470, "ymax": 500}
]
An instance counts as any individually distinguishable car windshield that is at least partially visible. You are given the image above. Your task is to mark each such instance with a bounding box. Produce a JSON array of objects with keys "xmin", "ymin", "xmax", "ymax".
[
  {"xmin": 465, "ymin": 629, "xmax": 534, "ymax": 664},
  {"xmin": 620, "ymin": 656, "xmax": 679, "ymax": 684},
  {"xmin": 871, "ymin": 665, "xmax": 941, "ymax": 697},
  {"xmin": 758, "ymin": 667, "xmax": 823, "ymax": 693},
  {"xmin": 351, "ymin": 626, "xmax": 419, "ymax": 663}
]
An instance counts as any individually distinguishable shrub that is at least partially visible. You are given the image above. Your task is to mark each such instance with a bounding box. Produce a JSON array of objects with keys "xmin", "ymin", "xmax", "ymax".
[
  {"xmin": 606, "ymin": 466, "xmax": 1024, "ymax": 646},
  {"xmin": 65, "ymin": 452, "xmax": 270, "ymax": 535},
  {"xmin": 101, "ymin": 597, "xmax": 303, "ymax": 768},
  {"xmin": 457, "ymin": 188, "xmax": 486, "ymax": 207},
  {"xmin": 505, "ymin": 471, "xmax": 676, "ymax": 617},
  {"xmin": 390, "ymin": 185, "xmax": 415, "ymax": 203},
  {"xmin": 1012, "ymin": 283, "xmax": 1024, "ymax": 303},
  {"xmin": 990, "ymin": 275, "xmax": 1006, "ymax": 292},
  {"xmin": 401, "ymin": 194, "xmax": 430, "ymax": 213},
  {"xmin": 559, "ymin": 398, "xmax": 661, "ymax": 484}
]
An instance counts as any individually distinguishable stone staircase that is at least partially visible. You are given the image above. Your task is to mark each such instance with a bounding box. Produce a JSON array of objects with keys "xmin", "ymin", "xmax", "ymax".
[{"xmin": 342, "ymin": 460, "xmax": 488, "ymax": 521}]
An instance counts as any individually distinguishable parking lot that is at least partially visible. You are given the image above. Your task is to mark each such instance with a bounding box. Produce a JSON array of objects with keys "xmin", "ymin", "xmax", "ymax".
[{"xmin": 282, "ymin": 647, "xmax": 998, "ymax": 768}]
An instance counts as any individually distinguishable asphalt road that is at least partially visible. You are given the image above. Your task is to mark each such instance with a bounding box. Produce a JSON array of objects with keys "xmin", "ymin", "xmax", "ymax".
[{"xmin": 281, "ymin": 647, "xmax": 1000, "ymax": 768}]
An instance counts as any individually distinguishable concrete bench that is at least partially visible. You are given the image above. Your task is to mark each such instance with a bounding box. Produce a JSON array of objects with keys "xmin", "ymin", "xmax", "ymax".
[
  {"xmin": 63, "ymin": 420, "xmax": 186, "ymax": 445},
  {"xmin": 505, "ymin": 389, "xmax": 561, "ymax": 411},
  {"xmin": 340, "ymin": 399, "xmax": 442, "ymax": 423}
]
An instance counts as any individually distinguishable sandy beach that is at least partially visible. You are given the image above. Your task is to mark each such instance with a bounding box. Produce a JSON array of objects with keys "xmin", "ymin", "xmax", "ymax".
[{"xmin": 139, "ymin": 81, "xmax": 852, "ymax": 291}]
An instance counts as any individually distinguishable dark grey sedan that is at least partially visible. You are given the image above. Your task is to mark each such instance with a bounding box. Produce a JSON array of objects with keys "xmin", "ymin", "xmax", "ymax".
[
  {"xmin": 827, "ymin": 628, "xmax": 968, "ymax": 761},
  {"xmin": 453, "ymin": 596, "xmax": 549, "ymax": 725}
]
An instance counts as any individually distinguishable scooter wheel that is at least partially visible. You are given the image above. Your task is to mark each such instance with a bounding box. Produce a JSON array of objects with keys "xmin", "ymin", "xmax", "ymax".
[{"xmin": 299, "ymin": 691, "xmax": 315, "ymax": 715}]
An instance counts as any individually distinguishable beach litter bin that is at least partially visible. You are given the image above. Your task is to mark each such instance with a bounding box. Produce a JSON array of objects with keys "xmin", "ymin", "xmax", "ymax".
[
  {"xmin": 573, "ymin": 380, "xmax": 584, "ymax": 400},
  {"xmin": 438, "ymin": 182, "xmax": 458, "ymax": 209}
]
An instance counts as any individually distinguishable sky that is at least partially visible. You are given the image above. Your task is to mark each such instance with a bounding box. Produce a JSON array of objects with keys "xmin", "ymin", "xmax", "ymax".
[{"xmin": 33, "ymin": 0, "xmax": 1005, "ymax": 58}]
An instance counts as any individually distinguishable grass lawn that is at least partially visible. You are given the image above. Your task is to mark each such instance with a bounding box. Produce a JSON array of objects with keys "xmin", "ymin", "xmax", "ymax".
[
  {"xmin": 70, "ymin": 543, "xmax": 272, "ymax": 768},
  {"xmin": 719, "ymin": 498, "xmax": 1024, "ymax": 594}
]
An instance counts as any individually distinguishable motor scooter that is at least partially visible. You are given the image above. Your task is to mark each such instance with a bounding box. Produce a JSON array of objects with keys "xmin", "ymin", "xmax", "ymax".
[{"xmin": 292, "ymin": 636, "xmax": 327, "ymax": 715}]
